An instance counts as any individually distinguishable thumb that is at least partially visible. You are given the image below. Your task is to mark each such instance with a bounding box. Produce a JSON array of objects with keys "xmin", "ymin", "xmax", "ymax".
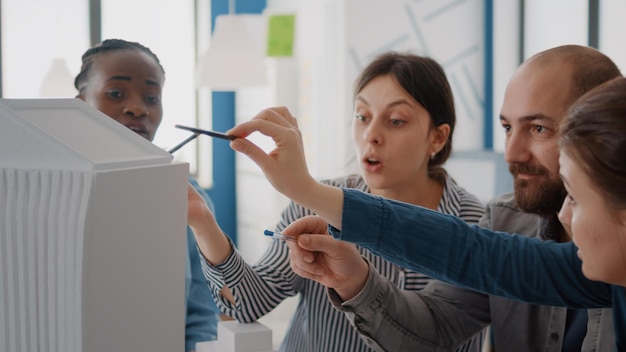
[
  {"xmin": 282, "ymin": 215, "xmax": 329, "ymax": 237},
  {"xmin": 297, "ymin": 234, "xmax": 343, "ymax": 256},
  {"xmin": 230, "ymin": 138, "xmax": 271, "ymax": 170}
]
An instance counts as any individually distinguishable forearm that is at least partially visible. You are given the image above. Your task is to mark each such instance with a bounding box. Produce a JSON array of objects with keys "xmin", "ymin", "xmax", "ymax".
[
  {"xmin": 187, "ymin": 181, "xmax": 233, "ymax": 265},
  {"xmin": 190, "ymin": 210, "xmax": 232, "ymax": 265},
  {"xmin": 189, "ymin": 215, "xmax": 235, "ymax": 304},
  {"xmin": 286, "ymin": 181, "xmax": 345, "ymax": 231},
  {"xmin": 333, "ymin": 189, "xmax": 612, "ymax": 307},
  {"xmin": 329, "ymin": 268, "xmax": 488, "ymax": 351},
  {"xmin": 201, "ymin": 240, "xmax": 298, "ymax": 322}
]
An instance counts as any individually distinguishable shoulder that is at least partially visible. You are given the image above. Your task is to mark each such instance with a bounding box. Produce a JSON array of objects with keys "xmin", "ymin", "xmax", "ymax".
[
  {"xmin": 442, "ymin": 176, "xmax": 485, "ymax": 222},
  {"xmin": 188, "ymin": 176, "xmax": 202, "ymax": 190},
  {"xmin": 481, "ymin": 192, "xmax": 543, "ymax": 236},
  {"xmin": 483, "ymin": 192, "xmax": 532, "ymax": 220},
  {"xmin": 485, "ymin": 192, "xmax": 517, "ymax": 210},
  {"xmin": 448, "ymin": 180, "xmax": 483, "ymax": 207}
]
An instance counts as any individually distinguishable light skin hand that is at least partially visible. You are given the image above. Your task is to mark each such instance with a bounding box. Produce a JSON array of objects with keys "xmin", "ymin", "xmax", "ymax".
[
  {"xmin": 283, "ymin": 216, "xmax": 370, "ymax": 301},
  {"xmin": 227, "ymin": 107, "xmax": 345, "ymax": 230},
  {"xmin": 187, "ymin": 184, "xmax": 235, "ymax": 303}
]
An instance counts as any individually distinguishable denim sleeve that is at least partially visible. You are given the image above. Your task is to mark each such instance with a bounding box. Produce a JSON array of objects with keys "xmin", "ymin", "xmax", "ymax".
[
  {"xmin": 185, "ymin": 230, "xmax": 219, "ymax": 351},
  {"xmin": 185, "ymin": 178, "xmax": 219, "ymax": 351},
  {"xmin": 331, "ymin": 188, "xmax": 612, "ymax": 309}
]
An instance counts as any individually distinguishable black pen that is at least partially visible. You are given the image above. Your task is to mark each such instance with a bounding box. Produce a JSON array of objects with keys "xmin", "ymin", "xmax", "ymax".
[
  {"xmin": 168, "ymin": 133, "xmax": 200, "ymax": 154},
  {"xmin": 174, "ymin": 124, "xmax": 236, "ymax": 140}
]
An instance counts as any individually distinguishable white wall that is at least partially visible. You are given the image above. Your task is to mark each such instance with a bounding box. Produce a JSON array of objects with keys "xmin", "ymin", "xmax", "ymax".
[
  {"xmin": 492, "ymin": 0, "xmax": 521, "ymax": 153},
  {"xmin": 523, "ymin": 0, "xmax": 588, "ymax": 60},
  {"xmin": 598, "ymin": 0, "xmax": 626, "ymax": 73},
  {"xmin": 345, "ymin": 0, "xmax": 486, "ymax": 155}
]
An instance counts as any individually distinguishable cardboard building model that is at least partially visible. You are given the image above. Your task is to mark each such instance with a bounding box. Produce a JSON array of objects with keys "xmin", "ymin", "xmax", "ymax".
[{"xmin": 0, "ymin": 98, "xmax": 189, "ymax": 352}]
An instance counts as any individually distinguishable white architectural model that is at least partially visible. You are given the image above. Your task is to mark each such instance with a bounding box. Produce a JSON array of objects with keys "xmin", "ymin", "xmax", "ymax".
[
  {"xmin": 0, "ymin": 98, "xmax": 189, "ymax": 352},
  {"xmin": 196, "ymin": 320, "xmax": 273, "ymax": 352}
]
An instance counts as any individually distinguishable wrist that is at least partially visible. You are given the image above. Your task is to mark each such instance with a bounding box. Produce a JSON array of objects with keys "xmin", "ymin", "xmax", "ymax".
[
  {"xmin": 286, "ymin": 176, "xmax": 319, "ymax": 205},
  {"xmin": 335, "ymin": 257, "xmax": 370, "ymax": 301}
]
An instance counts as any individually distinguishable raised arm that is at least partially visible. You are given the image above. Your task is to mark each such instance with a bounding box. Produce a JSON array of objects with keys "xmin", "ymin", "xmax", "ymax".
[
  {"xmin": 331, "ymin": 188, "xmax": 613, "ymax": 308},
  {"xmin": 227, "ymin": 107, "xmax": 344, "ymax": 229}
]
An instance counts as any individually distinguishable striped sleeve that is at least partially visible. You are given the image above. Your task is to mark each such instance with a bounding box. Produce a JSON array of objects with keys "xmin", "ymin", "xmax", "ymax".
[
  {"xmin": 200, "ymin": 178, "xmax": 352, "ymax": 323},
  {"xmin": 200, "ymin": 235, "xmax": 299, "ymax": 322}
]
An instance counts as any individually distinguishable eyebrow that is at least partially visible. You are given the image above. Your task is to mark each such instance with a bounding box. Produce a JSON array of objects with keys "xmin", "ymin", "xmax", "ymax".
[
  {"xmin": 499, "ymin": 113, "xmax": 558, "ymax": 125},
  {"xmin": 355, "ymin": 96, "xmax": 414, "ymax": 109},
  {"xmin": 107, "ymin": 75, "xmax": 161, "ymax": 88}
]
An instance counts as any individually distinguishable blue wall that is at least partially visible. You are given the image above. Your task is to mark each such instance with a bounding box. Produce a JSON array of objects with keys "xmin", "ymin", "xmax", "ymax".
[
  {"xmin": 484, "ymin": 0, "xmax": 493, "ymax": 150},
  {"xmin": 206, "ymin": 0, "xmax": 267, "ymax": 245}
]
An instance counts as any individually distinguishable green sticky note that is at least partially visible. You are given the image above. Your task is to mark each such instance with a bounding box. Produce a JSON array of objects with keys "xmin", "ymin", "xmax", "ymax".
[{"xmin": 267, "ymin": 14, "xmax": 296, "ymax": 57}]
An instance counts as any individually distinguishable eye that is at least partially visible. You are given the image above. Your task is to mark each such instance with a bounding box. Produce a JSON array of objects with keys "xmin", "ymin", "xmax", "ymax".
[
  {"xmin": 566, "ymin": 194, "xmax": 576, "ymax": 205},
  {"xmin": 532, "ymin": 125, "xmax": 547, "ymax": 134},
  {"xmin": 355, "ymin": 114, "xmax": 368, "ymax": 122},
  {"xmin": 107, "ymin": 89, "xmax": 125, "ymax": 99},
  {"xmin": 146, "ymin": 95, "xmax": 161, "ymax": 104},
  {"xmin": 389, "ymin": 118, "xmax": 406, "ymax": 127},
  {"xmin": 500, "ymin": 123, "xmax": 511, "ymax": 133}
]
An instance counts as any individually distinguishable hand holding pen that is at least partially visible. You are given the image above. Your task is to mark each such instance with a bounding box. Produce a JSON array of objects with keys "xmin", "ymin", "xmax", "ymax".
[
  {"xmin": 277, "ymin": 215, "xmax": 370, "ymax": 301},
  {"xmin": 226, "ymin": 107, "xmax": 319, "ymax": 202},
  {"xmin": 227, "ymin": 106, "xmax": 345, "ymax": 231}
]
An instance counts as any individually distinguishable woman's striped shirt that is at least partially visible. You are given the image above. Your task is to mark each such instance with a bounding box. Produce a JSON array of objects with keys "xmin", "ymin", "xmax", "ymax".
[{"xmin": 201, "ymin": 173, "xmax": 486, "ymax": 352}]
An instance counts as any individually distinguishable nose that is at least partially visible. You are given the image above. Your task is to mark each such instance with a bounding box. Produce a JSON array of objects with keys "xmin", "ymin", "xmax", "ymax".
[
  {"xmin": 362, "ymin": 121, "xmax": 383, "ymax": 145},
  {"xmin": 504, "ymin": 130, "xmax": 531, "ymax": 165},
  {"xmin": 558, "ymin": 198, "xmax": 573, "ymax": 240},
  {"xmin": 123, "ymin": 96, "xmax": 149, "ymax": 119}
]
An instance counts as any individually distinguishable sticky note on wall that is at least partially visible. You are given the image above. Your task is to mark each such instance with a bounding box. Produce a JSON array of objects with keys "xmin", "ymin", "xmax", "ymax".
[{"xmin": 267, "ymin": 14, "xmax": 296, "ymax": 57}]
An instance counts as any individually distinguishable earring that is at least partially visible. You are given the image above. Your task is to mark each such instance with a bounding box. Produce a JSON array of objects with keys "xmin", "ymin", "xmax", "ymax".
[{"xmin": 430, "ymin": 152, "xmax": 436, "ymax": 160}]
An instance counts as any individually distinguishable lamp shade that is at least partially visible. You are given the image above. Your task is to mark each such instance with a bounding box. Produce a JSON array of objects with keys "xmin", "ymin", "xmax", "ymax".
[
  {"xmin": 196, "ymin": 14, "xmax": 268, "ymax": 91},
  {"xmin": 39, "ymin": 58, "xmax": 76, "ymax": 97}
]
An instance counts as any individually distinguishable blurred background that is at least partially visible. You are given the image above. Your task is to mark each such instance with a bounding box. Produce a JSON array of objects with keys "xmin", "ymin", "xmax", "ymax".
[{"xmin": 2, "ymin": 0, "xmax": 625, "ymax": 348}]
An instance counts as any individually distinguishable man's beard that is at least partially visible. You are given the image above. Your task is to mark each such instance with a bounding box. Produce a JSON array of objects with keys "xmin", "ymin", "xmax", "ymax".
[{"xmin": 510, "ymin": 162, "xmax": 567, "ymax": 216}]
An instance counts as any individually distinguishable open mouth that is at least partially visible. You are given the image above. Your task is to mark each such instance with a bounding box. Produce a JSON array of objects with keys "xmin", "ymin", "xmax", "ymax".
[
  {"xmin": 127, "ymin": 125, "xmax": 149, "ymax": 139},
  {"xmin": 365, "ymin": 157, "xmax": 381, "ymax": 166}
]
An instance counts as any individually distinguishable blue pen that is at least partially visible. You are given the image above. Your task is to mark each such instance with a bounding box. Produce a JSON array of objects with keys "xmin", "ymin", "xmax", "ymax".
[{"xmin": 263, "ymin": 229, "xmax": 297, "ymax": 242}]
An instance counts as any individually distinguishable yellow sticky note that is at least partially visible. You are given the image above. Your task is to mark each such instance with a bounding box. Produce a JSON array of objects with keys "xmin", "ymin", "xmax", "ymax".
[{"xmin": 267, "ymin": 14, "xmax": 296, "ymax": 57}]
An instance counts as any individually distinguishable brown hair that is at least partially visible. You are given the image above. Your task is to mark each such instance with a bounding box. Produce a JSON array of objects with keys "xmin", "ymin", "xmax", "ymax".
[
  {"xmin": 560, "ymin": 76, "xmax": 626, "ymax": 210},
  {"xmin": 354, "ymin": 52, "xmax": 455, "ymax": 173}
]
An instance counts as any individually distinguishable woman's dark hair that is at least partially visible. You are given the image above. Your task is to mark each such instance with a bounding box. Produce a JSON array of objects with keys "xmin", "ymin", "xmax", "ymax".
[
  {"xmin": 560, "ymin": 76, "xmax": 626, "ymax": 210},
  {"xmin": 354, "ymin": 52, "xmax": 455, "ymax": 173},
  {"xmin": 74, "ymin": 39, "xmax": 165, "ymax": 94}
]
